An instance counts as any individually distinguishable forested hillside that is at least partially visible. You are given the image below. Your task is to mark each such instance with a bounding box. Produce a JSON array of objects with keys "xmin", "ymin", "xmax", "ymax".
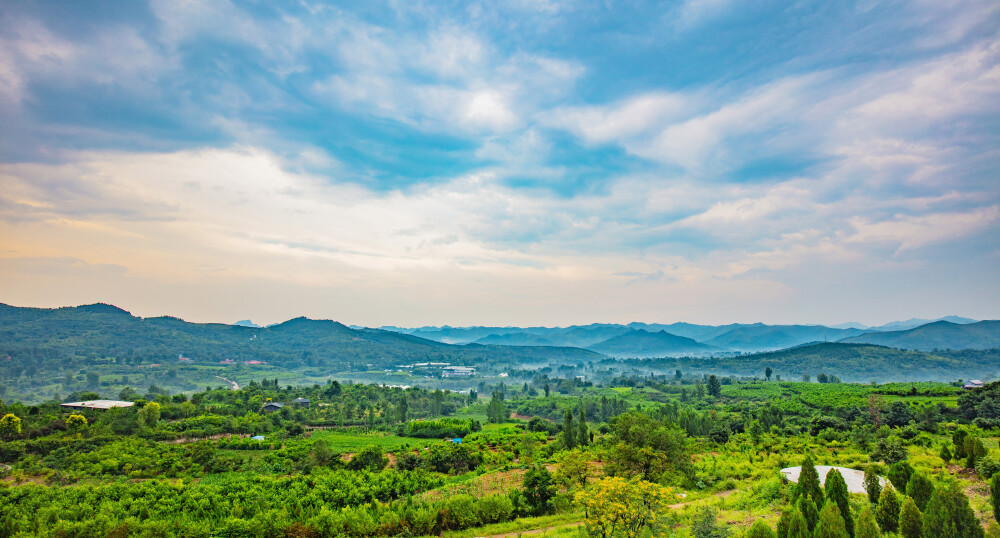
[{"xmin": 840, "ymin": 320, "xmax": 1000, "ymax": 351}]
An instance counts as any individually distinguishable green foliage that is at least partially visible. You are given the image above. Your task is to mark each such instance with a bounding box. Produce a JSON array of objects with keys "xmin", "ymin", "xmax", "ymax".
[
  {"xmin": 899, "ymin": 497, "xmax": 923, "ymax": 538},
  {"xmin": 823, "ymin": 468, "xmax": 854, "ymax": 537},
  {"xmin": 793, "ymin": 456, "xmax": 824, "ymax": 509},
  {"xmin": 922, "ymin": 482, "xmax": 984, "ymax": 538},
  {"xmin": 65, "ymin": 414, "xmax": 88, "ymax": 430},
  {"xmin": 0, "ymin": 413, "xmax": 22, "ymax": 439},
  {"xmin": 604, "ymin": 411, "xmax": 690, "ymax": 483},
  {"xmin": 855, "ymin": 506, "xmax": 881, "ymax": 538},
  {"xmin": 138, "ymin": 401, "xmax": 161, "ymax": 428},
  {"xmin": 486, "ymin": 392, "xmax": 507, "ymax": 424},
  {"xmin": 776, "ymin": 508, "xmax": 792, "ymax": 538},
  {"xmin": 865, "ymin": 466, "xmax": 883, "ymax": 505},
  {"xmin": 875, "ymin": 486, "xmax": 900, "ymax": 534},
  {"xmin": 905, "ymin": 472, "xmax": 934, "ymax": 511},
  {"xmin": 523, "ymin": 466, "xmax": 555, "ymax": 516},
  {"xmin": 797, "ymin": 495, "xmax": 819, "ymax": 533},
  {"xmin": 691, "ymin": 506, "xmax": 731, "ymax": 538},
  {"xmin": 992, "ymin": 473, "xmax": 1000, "ymax": 523},
  {"xmin": 400, "ymin": 418, "xmax": 478, "ymax": 439},
  {"xmin": 871, "ymin": 436, "xmax": 908, "ymax": 464},
  {"xmin": 888, "ymin": 461, "xmax": 914, "ymax": 491},
  {"xmin": 347, "ymin": 445, "xmax": 388, "ymax": 472},
  {"xmin": 786, "ymin": 510, "xmax": 811, "ymax": 538},
  {"xmin": 746, "ymin": 520, "xmax": 776, "ymax": 538},
  {"xmin": 814, "ymin": 501, "xmax": 849, "ymax": 538}
]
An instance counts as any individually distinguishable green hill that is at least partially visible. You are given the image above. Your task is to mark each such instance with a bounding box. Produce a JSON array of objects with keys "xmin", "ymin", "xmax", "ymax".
[
  {"xmin": 838, "ymin": 320, "xmax": 1000, "ymax": 350},
  {"xmin": 588, "ymin": 329, "xmax": 720, "ymax": 357}
]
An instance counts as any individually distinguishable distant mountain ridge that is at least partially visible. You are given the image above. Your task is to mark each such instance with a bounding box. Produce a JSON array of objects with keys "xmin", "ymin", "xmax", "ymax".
[
  {"xmin": 586, "ymin": 329, "xmax": 720, "ymax": 358},
  {"xmin": 839, "ymin": 320, "xmax": 1000, "ymax": 351}
]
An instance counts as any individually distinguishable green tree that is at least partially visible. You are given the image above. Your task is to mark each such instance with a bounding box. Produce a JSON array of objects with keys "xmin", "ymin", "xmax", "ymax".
[
  {"xmin": 486, "ymin": 392, "xmax": 507, "ymax": 424},
  {"xmin": 815, "ymin": 501, "xmax": 849, "ymax": 538},
  {"xmin": 577, "ymin": 406, "xmax": 589, "ymax": 447},
  {"xmin": 856, "ymin": 506, "xmax": 881, "ymax": 538},
  {"xmin": 953, "ymin": 429, "xmax": 969, "ymax": 459},
  {"xmin": 865, "ymin": 466, "xmax": 883, "ymax": 505},
  {"xmin": 347, "ymin": 445, "xmax": 388, "ymax": 472},
  {"xmin": 906, "ymin": 472, "xmax": 934, "ymax": 511},
  {"xmin": 794, "ymin": 456, "xmax": 824, "ymax": 509},
  {"xmin": 965, "ymin": 436, "xmax": 987, "ymax": 468},
  {"xmin": 431, "ymin": 389, "xmax": 443, "ymax": 416},
  {"xmin": 992, "ymin": 473, "xmax": 1000, "ymax": 523},
  {"xmin": 939, "ymin": 444, "xmax": 953, "ymax": 463},
  {"xmin": 824, "ymin": 468, "xmax": 854, "ymax": 537},
  {"xmin": 691, "ymin": 506, "xmax": 731, "ymax": 538},
  {"xmin": 523, "ymin": 466, "xmax": 556, "ymax": 516},
  {"xmin": 922, "ymin": 482, "xmax": 984, "ymax": 538},
  {"xmin": 876, "ymin": 487, "xmax": 900, "ymax": 534},
  {"xmin": 398, "ymin": 394, "xmax": 408, "ymax": 423},
  {"xmin": 563, "ymin": 409, "xmax": 576, "ymax": 449},
  {"xmin": 888, "ymin": 461, "xmax": 914, "ymax": 491},
  {"xmin": 0, "ymin": 413, "xmax": 21, "ymax": 439},
  {"xmin": 707, "ymin": 375, "xmax": 722, "ymax": 398},
  {"xmin": 798, "ymin": 495, "xmax": 819, "ymax": 533},
  {"xmin": 765, "ymin": 366, "xmax": 773, "ymax": 381},
  {"xmin": 138, "ymin": 401, "xmax": 161, "ymax": 428},
  {"xmin": 310, "ymin": 439, "xmax": 334, "ymax": 467},
  {"xmin": 544, "ymin": 383, "xmax": 550, "ymax": 397},
  {"xmin": 899, "ymin": 497, "xmax": 923, "ymax": 538},
  {"xmin": 776, "ymin": 508, "xmax": 793, "ymax": 538},
  {"xmin": 574, "ymin": 477, "xmax": 669, "ymax": 538},
  {"xmin": 746, "ymin": 520, "xmax": 776, "ymax": 538},
  {"xmin": 786, "ymin": 510, "xmax": 811, "ymax": 538}
]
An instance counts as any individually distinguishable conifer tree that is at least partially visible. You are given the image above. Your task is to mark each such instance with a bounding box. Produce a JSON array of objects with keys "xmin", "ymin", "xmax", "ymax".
[
  {"xmin": 992, "ymin": 473, "xmax": 1000, "ymax": 523},
  {"xmin": 922, "ymin": 482, "xmax": 985, "ymax": 538},
  {"xmin": 905, "ymin": 472, "xmax": 934, "ymax": 511},
  {"xmin": 786, "ymin": 510, "xmax": 811, "ymax": 538},
  {"xmin": 855, "ymin": 506, "xmax": 881, "ymax": 538},
  {"xmin": 746, "ymin": 520, "xmax": 776, "ymax": 538},
  {"xmin": 563, "ymin": 409, "xmax": 576, "ymax": 449},
  {"xmin": 795, "ymin": 456, "xmax": 824, "ymax": 510},
  {"xmin": 888, "ymin": 461, "xmax": 914, "ymax": 491},
  {"xmin": 814, "ymin": 501, "xmax": 849, "ymax": 538},
  {"xmin": 798, "ymin": 495, "xmax": 819, "ymax": 533},
  {"xmin": 776, "ymin": 508, "xmax": 793, "ymax": 538},
  {"xmin": 577, "ymin": 406, "xmax": 588, "ymax": 447},
  {"xmin": 864, "ymin": 466, "xmax": 882, "ymax": 505},
  {"xmin": 899, "ymin": 497, "xmax": 923, "ymax": 538},
  {"xmin": 824, "ymin": 468, "xmax": 855, "ymax": 537},
  {"xmin": 876, "ymin": 487, "xmax": 900, "ymax": 534}
]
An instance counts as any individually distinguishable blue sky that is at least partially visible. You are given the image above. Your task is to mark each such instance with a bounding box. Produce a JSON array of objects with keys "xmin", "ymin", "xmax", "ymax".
[{"xmin": 0, "ymin": 0, "xmax": 998, "ymax": 326}]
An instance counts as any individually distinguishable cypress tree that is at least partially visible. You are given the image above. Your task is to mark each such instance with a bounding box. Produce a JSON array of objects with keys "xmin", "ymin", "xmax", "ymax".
[
  {"xmin": 953, "ymin": 429, "xmax": 968, "ymax": 459},
  {"xmin": 864, "ymin": 466, "xmax": 882, "ymax": 505},
  {"xmin": 899, "ymin": 497, "xmax": 923, "ymax": 538},
  {"xmin": 922, "ymin": 482, "xmax": 985, "ymax": 538},
  {"xmin": 855, "ymin": 506, "xmax": 881, "ymax": 538},
  {"xmin": 577, "ymin": 406, "xmax": 588, "ymax": 447},
  {"xmin": 776, "ymin": 508, "xmax": 793, "ymax": 538},
  {"xmin": 875, "ymin": 486, "xmax": 900, "ymax": 534},
  {"xmin": 798, "ymin": 495, "xmax": 820, "ymax": 533},
  {"xmin": 905, "ymin": 472, "xmax": 934, "ymax": 511},
  {"xmin": 888, "ymin": 461, "xmax": 914, "ymax": 491},
  {"xmin": 787, "ymin": 510, "xmax": 811, "ymax": 538},
  {"xmin": 992, "ymin": 473, "xmax": 1000, "ymax": 523},
  {"xmin": 795, "ymin": 456, "xmax": 824, "ymax": 509},
  {"xmin": 746, "ymin": 520, "xmax": 777, "ymax": 538},
  {"xmin": 824, "ymin": 468, "xmax": 855, "ymax": 537},
  {"xmin": 562, "ymin": 409, "xmax": 576, "ymax": 449},
  {"xmin": 814, "ymin": 501, "xmax": 849, "ymax": 538}
]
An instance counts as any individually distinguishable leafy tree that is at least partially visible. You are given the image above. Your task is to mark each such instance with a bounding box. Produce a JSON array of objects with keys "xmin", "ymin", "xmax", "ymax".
[
  {"xmin": 575, "ymin": 476, "xmax": 669, "ymax": 538},
  {"xmin": 899, "ymin": 497, "xmax": 923, "ymax": 538},
  {"xmin": 786, "ymin": 510, "xmax": 811, "ymax": 538},
  {"xmin": 604, "ymin": 412, "xmax": 690, "ymax": 483},
  {"xmin": 794, "ymin": 456, "xmax": 824, "ymax": 509},
  {"xmin": 0, "ymin": 413, "xmax": 22, "ymax": 439},
  {"xmin": 815, "ymin": 501, "xmax": 849, "ymax": 538},
  {"xmin": 138, "ymin": 401, "xmax": 161, "ymax": 428},
  {"xmin": 906, "ymin": 472, "xmax": 934, "ymax": 511},
  {"xmin": 922, "ymin": 482, "xmax": 985, "ymax": 538},
  {"xmin": 577, "ymin": 406, "xmax": 589, "ymax": 447},
  {"xmin": 746, "ymin": 520, "xmax": 776, "ymax": 538},
  {"xmin": 965, "ymin": 436, "xmax": 987, "ymax": 468},
  {"xmin": 691, "ymin": 506, "xmax": 731, "ymax": 538},
  {"xmin": 865, "ymin": 466, "xmax": 883, "ymax": 505},
  {"xmin": 939, "ymin": 444, "xmax": 953, "ymax": 463},
  {"xmin": 765, "ymin": 366, "xmax": 773, "ymax": 381},
  {"xmin": 747, "ymin": 419, "xmax": 763, "ymax": 443},
  {"xmin": 554, "ymin": 449, "xmax": 590, "ymax": 489},
  {"xmin": 523, "ymin": 466, "xmax": 555, "ymax": 516},
  {"xmin": 706, "ymin": 375, "xmax": 722, "ymax": 398},
  {"xmin": 856, "ymin": 506, "xmax": 881, "ymax": 538},
  {"xmin": 347, "ymin": 445, "xmax": 388, "ymax": 472},
  {"xmin": 310, "ymin": 439, "xmax": 334, "ymax": 467},
  {"xmin": 953, "ymin": 429, "xmax": 969, "ymax": 459},
  {"xmin": 486, "ymin": 392, "xmax": 507, "ymax": 424},
  {"xmin": 871, "ymin": 436, "xmax": 908, "ymax": 464},
  {"xmin": 888, "ymin": 461, "xmax": 914, "ymax": 491},
  {"xmin": 824, "ymin": 468, "xmax": 854, "ymax": 537},
  {"xmin": 876, "ymin": 487, "xmax": 900, "ymax": 534},
  {"xmin": 66, "ymin": 414, "xmax": 88, "ymax": 430},
  {"xmin": 798, "ymin": 495, "xmax": 819, "ymax": 533}
]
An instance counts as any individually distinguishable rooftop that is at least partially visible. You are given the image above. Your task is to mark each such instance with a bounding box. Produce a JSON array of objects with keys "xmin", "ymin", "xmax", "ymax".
[{"xmin": 61, "ymin": 400, "xmax": 135, "ymax": 410}]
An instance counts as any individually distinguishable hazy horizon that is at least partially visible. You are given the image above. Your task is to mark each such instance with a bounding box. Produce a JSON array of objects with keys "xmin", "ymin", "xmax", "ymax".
[{"xmin": 1, "ymin": 1, "xmax": 998, "ymax": 328}]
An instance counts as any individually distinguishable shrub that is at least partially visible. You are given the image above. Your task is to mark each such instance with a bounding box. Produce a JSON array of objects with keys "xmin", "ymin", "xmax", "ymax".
[
  {"xmin": 814, "ymin": 501, "xmax": 849, "ymax": 538},
  {"xmin": 346, "ymin": 445, "xmax": 388, "ymax": 472},
  {"xmin": 905, "ymin": 472, "xmax": 934, "ymax": 511},
  {"xmin": 856, "ymin": 506, "xmax": 881, "ymax": 538},
  {"xmin": 475, "ymin": 493, "xmax": 514, "ymax": 524},
  {"xmin": 888, "ymin": 461, "xmax": 914, "ymax": 491},
  {"xmin": 899, "ymin": 497, "xmax": 923, "ymax": 538},
  {"xmin": 922, "ymin": 482, "xmax": 983, "ymax": 538},
  {"xmin": 876, "ymin": 486, "xmax": 900, "ymax": 534},
  {"xmin": 865, "ymin": 466, "xmax": 883, "ymax": 505},
  {"xmin": 746, "ymin": 520, "xmax": 776, "ymax": 538}
]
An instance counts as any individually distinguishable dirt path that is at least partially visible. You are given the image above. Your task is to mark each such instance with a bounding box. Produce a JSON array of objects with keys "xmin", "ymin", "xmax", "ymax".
[
  {"xmin": 667, "ymin": 489, "xmax": 735, "ymax": 510},
  {"xmin": 215, "ymin": 376, "xmax": 239, "ymax": 390},
  {"xmin": 480, "ymin": 521, "xmax": 585, "ymax": 538}
]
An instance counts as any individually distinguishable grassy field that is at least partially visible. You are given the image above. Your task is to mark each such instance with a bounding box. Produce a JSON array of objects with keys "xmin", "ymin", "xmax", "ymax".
[{"xmin": 309, "ymin": 429, "xmax": 442, "ymax": 453}]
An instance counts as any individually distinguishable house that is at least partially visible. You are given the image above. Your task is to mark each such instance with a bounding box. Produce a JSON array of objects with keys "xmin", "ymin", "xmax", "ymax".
[
  {"xmin": 262, "ymin": 402, "xmax": 284, "ymax": 412},
  {"xmin": 442, "ymin": 366, "xmax": 475, "ymax": 378},
  {"xmin": 964, "ymin": 380, "xmax": 985, "ymax": 390},
  {"xmin": 61, "ymin": 400, "xmax": 135, "ymax": 410},
  {"xmin": 292, "ymin": 398, "xmax": 310, "ymax": 407}
]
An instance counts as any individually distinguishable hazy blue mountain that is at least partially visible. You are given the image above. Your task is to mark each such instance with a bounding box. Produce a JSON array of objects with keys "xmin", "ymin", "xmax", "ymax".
[
  {"xmin": 839, "ymin": 320, "xmax": 1000, "ymax": 350},
  {"xmin": 474, "ymin": 325, "xmax": 630, "ymax": 348},
  {"xmin": 587, "ymin": 329, "xmax": 721, "ymax": 358},
  {"xmin": 630, "ymin": 322, "xmax": 755, "ymax": 342},
  {"xmin": 233, "ymin": 320, "xmax": 261, "ymax": 328},
  {"xmin": 871, "ymin": 316, "xmax": 978, "ymax": 331},
  {"xmin": 830, "ymin": 322, "xmax": 869, "ymax": 330},
  {"xmin": 704, "ymin": 324, "xmax": 868, "ymax": 352}
]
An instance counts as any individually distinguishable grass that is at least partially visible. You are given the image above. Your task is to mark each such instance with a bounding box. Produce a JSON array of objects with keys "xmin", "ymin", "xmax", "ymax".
[
  {"xmin": 415, "ymin": 512, "xmax": 583, "ymax": 538},
  {"xmin": 308, "ymin": 430, "xmax": 440, "ymax": 453}
]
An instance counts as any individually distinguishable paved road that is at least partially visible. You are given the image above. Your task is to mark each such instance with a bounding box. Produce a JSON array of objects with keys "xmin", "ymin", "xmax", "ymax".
[{"xmin": 780, "ymin": 465, "xmax": 887, "ymax": 494}]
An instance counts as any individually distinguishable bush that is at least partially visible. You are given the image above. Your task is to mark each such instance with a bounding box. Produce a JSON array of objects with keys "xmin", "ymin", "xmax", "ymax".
[
  {"xmin": 876, "ymin": 487, "xmax": 900, "ymax": 534},
  {"xmin": 923, "ymin": 482, "xmax": 983, "ymax": 538},
  {"xmin": 346, "ymin": 446, "xmax": 388, "ymax": 472}
]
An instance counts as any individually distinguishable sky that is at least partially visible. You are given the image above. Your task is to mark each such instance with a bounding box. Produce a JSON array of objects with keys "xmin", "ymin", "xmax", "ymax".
[{"xmin": 0, "ymin": 0, "xmax": 998, "ymax": 328}]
